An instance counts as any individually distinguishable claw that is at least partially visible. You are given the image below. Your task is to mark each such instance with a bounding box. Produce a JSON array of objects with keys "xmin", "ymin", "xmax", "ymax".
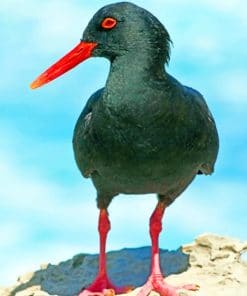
[
  {"xmin": 78, "ymin": 275, "xmax": 133, "ymax": 296},
  {"xmin": 184, "ymin": 284, "xmax": 200, "ymax": 291},
  {"xmin": 78, "ymin": 289, "xmax": 116, "ymax": 296},
  {"xmin": 125, "ymin": 285, "xmax": 135, "ymax": 293},
  {"xmin": 103, "ymin": 288, "xmax": 115, "ymax": 296},
  {"xmin": 136, "ymin": 274, "xmax": 200, "ymax": 296},
  {"xmin": 178, "ymin": 284, "xmax": 200, "ymax": 291},
  {"xmin": 78, "ymin": 289, "xmax": 104, "ymax": 296}
]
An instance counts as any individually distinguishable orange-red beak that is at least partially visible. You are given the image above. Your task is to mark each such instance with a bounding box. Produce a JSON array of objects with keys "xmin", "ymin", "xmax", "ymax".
[{"xmin": 30, "ymin": 42, "xmax": 98, "ymax": 89}]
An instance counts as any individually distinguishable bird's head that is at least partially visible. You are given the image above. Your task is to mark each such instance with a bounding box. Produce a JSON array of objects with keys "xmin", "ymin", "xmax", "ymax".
[{"xmin": 30, "ymin": 2, "xmax": 171, "ymax": 89}]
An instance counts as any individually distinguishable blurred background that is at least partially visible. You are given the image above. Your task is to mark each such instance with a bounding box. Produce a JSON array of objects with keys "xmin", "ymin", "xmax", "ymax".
[{"xmin": 0, "ymin": 0, "xmax": 246, "ymax": 287}]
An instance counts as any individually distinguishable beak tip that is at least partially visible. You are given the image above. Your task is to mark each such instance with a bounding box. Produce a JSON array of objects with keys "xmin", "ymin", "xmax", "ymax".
[
  {"xmin": 30, "ymin": 42, "xmax": 98, "ymax": 90},
  {"xmin": 30, "ymin": 80, "xmax": 40, "ymax": 90},
  {"xmin": 30, "ymin": 83, "xmax": 35, "ymax": 90}
]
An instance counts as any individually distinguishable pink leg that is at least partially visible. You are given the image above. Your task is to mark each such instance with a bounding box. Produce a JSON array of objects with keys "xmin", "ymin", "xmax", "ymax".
[
  {"xmin": 78, "ymin": 209, "xmax": 132, "ymax": 296},
  {"xmin": 136, "ymin": 202, "xmax": 199, "ymax": 296}
]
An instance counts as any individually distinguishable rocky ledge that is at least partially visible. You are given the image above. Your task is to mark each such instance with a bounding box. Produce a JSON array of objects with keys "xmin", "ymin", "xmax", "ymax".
[{"xmin": 1, "ymin": 234, "xmax": 247, "ymax": 296}]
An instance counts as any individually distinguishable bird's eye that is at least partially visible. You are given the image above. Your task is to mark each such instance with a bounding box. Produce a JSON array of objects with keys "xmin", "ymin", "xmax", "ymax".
[{"xmin": 101, "ymin": 17, "xmax": 117, "ymax": 30}]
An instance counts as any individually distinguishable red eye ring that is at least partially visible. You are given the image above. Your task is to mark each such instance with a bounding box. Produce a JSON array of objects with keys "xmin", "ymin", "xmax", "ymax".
[{"xmin": 101, "ymin": 17, "xmax": 117, "ymax": 30}]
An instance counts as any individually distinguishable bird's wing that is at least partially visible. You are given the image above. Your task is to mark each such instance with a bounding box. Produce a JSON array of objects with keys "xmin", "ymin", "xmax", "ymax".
[
  {"xmin": 184, "ymin": 86, "xmax": 219, "ymax": 175},
  {"xmin": 79, "ymin": 87, "xmax": 104, "ymax": 120},
  {"xmin": 73, "ymin": 88, "xmax": 104, "ymax": 178}
]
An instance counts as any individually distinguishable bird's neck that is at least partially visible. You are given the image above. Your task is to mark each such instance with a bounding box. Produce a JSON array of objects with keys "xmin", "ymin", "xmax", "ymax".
[
  {"xmin": 102, "ymin": 53, "xmax": 168, "ymax": 118},
  {"xmin": 104, "ymin": 52, "xmax": 167, "ymax": 105},
  {"xmin": 109, "ymin": 51, "xmax": 166, "ymax": 81}
]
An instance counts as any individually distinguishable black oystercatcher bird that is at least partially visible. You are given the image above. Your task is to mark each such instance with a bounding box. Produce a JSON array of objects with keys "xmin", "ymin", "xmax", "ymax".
[{"xmin": 30, "ymin": 2, "xmax": 219, "ymax": 296}]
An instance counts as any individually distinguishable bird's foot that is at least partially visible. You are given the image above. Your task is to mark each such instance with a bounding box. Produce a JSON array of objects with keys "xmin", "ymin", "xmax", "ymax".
[
  {"xmin": 136, "ymin": 274, "xmax": 199, "ymax": 296},
  {"xmin": 78, "ymin": 274, "xmax": 133, "ymax": 296}
]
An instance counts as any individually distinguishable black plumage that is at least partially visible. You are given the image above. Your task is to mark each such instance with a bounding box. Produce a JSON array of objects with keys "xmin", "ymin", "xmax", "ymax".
[{"xmin": 73, "ymin": 2, "xmax": 219, "ymax": 209}]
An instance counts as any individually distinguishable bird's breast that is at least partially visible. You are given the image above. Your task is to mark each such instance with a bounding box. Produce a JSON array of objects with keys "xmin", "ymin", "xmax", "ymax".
[{"xmin": 84, "ymin": 103, "xmax": 197, "ymax": 177}]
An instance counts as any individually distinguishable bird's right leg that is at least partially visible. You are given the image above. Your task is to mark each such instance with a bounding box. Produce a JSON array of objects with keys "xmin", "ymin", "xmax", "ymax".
[
  {"xmin": 136, "ymin": 201, "xmax": 199, "ymax": 296},
  {"xmin": 78, "ymin": 208, "xmax": 132, "ymax": 296}
]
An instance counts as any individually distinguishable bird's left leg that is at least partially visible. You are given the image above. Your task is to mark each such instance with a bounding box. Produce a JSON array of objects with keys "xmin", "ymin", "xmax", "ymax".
[
  {"xmin": 78, "ymin": 208, "xmax": 132, "ymax": 296},
  {"xmin": 136, "ymin": 201, "xmax": 199, "ymax": 296}
]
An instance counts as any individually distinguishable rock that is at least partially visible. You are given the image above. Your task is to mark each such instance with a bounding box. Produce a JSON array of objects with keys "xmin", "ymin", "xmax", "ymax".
[
  {"xmin": 168, "ymin": 233, "xmax": 247, "ymax": 296},
  {"xmin": 0, "ymin": 288, "xmax": 10, "ymax": 296},
  {"xmin": 18, "ymin": 272, "xmax": 35, "ymax": 285},
  {"xmin": 3, "ymin": 247, "xmax": 188, "ymax": 296},
  {"xmin": 182, "ymin": 233, "xmax": 247, "ymax": 268},
  {"xmin": 14, "ymin": 286, "xmax": 47, "ymax": 296},
  {"xmin": 2, "ymin": 233, "xmax": 247, "ymax": 296}
]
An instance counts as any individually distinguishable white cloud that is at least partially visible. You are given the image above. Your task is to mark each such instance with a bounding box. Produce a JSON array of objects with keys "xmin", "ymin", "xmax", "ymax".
[
  {"xmin": 0, "ymin": 222, "xmax": 27, "ymax": 248},
  {"xmin": 215, "ymin": 71, "xmax": 247, "ymax": 104},
  {"xmin": 151, "ymin": 0, "xmax": 247, "ymax": 23},
  {"xmin": 169, "ymin": 180, "xmax": 247, "ymax": 236},
  {"xmin": 0, "ymin": 0, "xmax": 92, "ymax": 54},
  {"xmin": 0, "ymin": 152, "xmax": 95, "ymax": 228},
  {"xmin": 193, "ymin": 34, "xmax": 219, "ymax": 55},
  {"xmin": 203, "ymin": 0, "xmax": 247, "ymax": 25}
]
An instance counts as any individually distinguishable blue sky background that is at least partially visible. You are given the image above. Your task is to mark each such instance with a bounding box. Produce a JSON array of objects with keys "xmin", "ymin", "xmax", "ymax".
[{"xmin": 1, "ymin": 0, "xmax": 246, "ymax": 286}]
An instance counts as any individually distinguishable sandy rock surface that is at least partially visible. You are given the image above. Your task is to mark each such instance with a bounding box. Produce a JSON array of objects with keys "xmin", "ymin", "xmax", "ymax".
[
  {"xmin": 166, "ymin": 233, "xmax": 247, "ymax": 296},
  {"xmin": 1, "ymin": 234, "xmax": 247, "ymax": 296}
]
